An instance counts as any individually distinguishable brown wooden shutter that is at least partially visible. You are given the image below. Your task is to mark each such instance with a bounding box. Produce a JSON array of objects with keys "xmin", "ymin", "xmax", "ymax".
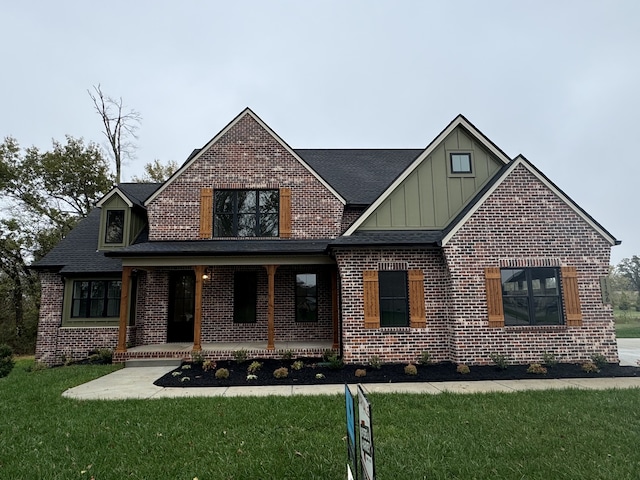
[
  {"xmin": 408, "ymin": 269, "xmax": 426, "ymax": 328},
  {"xmin": 199, "ymin": 188, "xmax": 213, "ymax": 239},
  {"xmin": 279, "ymin": 187, "xmax": 291, "ymax": 238},
  {"xmin": 561, "ymin": 266, "xmax": 582, "ymax": 326},
  {"xmin": 485, "ymin": 267, "xmax": 504, "ymax": 327},
  {"xmin": 363, "ymin": 270, "xmax": 380, "ymax": 329}
]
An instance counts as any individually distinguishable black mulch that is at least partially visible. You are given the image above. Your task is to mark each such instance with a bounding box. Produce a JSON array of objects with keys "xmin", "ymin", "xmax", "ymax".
[{"xmin": 154, "ymin": 358, "xmax": 640, "ymax": 388}]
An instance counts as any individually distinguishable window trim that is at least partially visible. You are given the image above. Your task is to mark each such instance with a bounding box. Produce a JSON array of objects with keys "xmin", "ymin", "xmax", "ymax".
[
  {"xmin": 214, "ymin": 189, "xmax": 279, "ymax": 237},
  {"xmin": 63, "ymin": 277, "xmax": 122, "ymax": 326},
  {"xmin": 378, "ymin": 270, "xmax": 409, "ymax": 327},
  {"xmin": 295, "ymin": 273, "xmax": 318, "ymax": 323},
  {"xmin": 447, "ymin": 150, "xmax": 475, "ymax": 177},
  {"xmin": 501, "ymin": 267, "xmax": 564, "ymax": 327}
]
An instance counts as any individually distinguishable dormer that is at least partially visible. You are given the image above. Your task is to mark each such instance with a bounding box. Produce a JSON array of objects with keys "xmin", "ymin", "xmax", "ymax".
[{"xmin": 96, "ymin": 187, "xmax": 148, "ymax": 250}]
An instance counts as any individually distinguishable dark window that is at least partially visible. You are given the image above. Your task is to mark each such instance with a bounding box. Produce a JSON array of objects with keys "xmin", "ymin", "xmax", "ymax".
[
  {"xmin": 501, "ymin": 268, "xmax": 563, "ymax": 326},
  {"xmin": 105, "ymin": 210, "xmax": 125, "ymax": 243},
  {"xmin": 214, "ymin": 190, "xmax": 278, "ymax": 237},
  {"xmin": 296, "ymin": 273, "xmax": 317, "ymax": 322},
  {"xmin": 450, "ymin": 153, "xmax": 472, "ymax": 174},
  {"xmin": 379, "ymin": 271, "xmax": 408, "ymax": 327},
  {"xmin": 234, "ymin": 272, "xmax": 257, "ymax": 323},
  {"xmin": 71, "ymin": 280, "xmax": 121, "ymax": 318}
]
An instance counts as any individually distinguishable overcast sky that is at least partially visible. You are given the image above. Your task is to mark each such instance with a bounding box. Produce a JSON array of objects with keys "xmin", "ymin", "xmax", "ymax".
[{"xmin": 2, "ymin": 1, "xmax": 638, "ymax": 264}]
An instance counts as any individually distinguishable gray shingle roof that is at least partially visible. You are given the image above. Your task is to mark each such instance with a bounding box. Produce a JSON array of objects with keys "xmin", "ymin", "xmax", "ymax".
[{"xmin": 296, "ymin": 149, "xmax": 422, "ymax": 205}]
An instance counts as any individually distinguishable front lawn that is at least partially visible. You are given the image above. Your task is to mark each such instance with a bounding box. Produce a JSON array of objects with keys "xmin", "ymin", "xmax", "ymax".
[
  {"xmin": 615, "ymin": 308, "xmax": 640, "ymax": 337},
  {"xmin": 1, "ymin": 359, "xmax": 639, "ymax": 479}
]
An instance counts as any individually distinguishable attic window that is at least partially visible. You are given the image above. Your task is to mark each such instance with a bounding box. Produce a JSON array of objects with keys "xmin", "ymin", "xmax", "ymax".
[
  {"xmin": 105, "ymin": 210, "xmax": 125, "ymax": 244},
  {"xmin": 214, "ymin": 190, "xmax": 279, "ymax": 237},
  {"xmin": 450, "ymin": 153, "xmax": 472, "ymax": 174}
]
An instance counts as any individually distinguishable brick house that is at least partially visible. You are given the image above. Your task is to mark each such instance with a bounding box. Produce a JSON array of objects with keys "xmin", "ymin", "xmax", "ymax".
[{"xmin": 32, "ymin": 108, "xmax": 620, "ymax": 366}]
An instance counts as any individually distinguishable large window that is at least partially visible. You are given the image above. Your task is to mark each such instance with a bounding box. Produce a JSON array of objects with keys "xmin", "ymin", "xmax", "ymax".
[
  {"xmin": 295, "ymin": 273, "xmax": 317, "ymax": 322},
  {"xmin": 379, "ymin": 271, "xmax": 408, "ymax": 327},
  {"xmin": 501, "ymin": 268, "xmax": 563, "ymax": 326},
  {"xmin": 214, "ymin": 190, "xmax": 279, "ymax": 237},
  {"xmin": 71, "ymin": 280, "xmax": 121, "ymax": 318},
  {"xmin": 234, "ymin": 272, "xmax": 257, "ymax": 323}
]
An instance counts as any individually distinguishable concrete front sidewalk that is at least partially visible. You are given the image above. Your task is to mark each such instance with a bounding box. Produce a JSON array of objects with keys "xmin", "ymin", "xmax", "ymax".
[{"xmin": 62, "ymin": 339, "xmax": 640, "ymax": 400}]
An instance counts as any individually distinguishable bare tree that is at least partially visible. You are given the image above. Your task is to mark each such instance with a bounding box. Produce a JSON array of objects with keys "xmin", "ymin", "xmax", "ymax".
[{"xmin": 88, "ymin": 84, "xmax": 141, "ymax": 183}]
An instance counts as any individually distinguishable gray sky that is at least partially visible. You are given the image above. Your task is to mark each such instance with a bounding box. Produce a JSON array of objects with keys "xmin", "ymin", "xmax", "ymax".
[{"xmin": 2, "ymin": 1, "xmax": 638, "ymax": 264}]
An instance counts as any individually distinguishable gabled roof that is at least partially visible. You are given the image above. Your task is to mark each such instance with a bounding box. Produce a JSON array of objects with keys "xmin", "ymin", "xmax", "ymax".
[
  {"xmin": 295, "ymin": 149, "xmax": 422, "ymax": 205},
  {"xmin": 440, "ymin": 155, "xmax": 620, "ymax": 247},
  {"xmin": 96, "ymin": 183, "xmax": 162, "ymax": 209},
  {"xmin": 343, "ymin": 114, "xmax": 512, "ymax": 235},
  {"xmin": 144, "ymin": 108, "xmax": 346, "ymax": 206}
]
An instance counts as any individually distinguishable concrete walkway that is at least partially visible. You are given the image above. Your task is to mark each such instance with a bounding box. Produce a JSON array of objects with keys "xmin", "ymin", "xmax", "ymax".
[{"xmin": 63, "ymin": 338, "xmax": 640, "ymax": 400}]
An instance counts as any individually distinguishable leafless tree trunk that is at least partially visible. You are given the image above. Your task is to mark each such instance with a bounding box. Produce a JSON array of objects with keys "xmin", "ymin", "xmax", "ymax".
[{"xmin": 88, "ymin": 84, "xmax": 141, "ymax": 183}]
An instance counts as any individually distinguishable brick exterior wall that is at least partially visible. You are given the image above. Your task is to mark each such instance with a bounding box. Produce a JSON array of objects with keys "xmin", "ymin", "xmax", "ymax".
[
  {"xmin": 443, "ymin": 164, "xmax": 617, "ymax": 365},
  {"xmin": 147, "ymin": 114, "xmax": 344, "ymax": 241},
  {"xmin": 334, "ymin": 247, "xmax": 451, "ymax": 364}
]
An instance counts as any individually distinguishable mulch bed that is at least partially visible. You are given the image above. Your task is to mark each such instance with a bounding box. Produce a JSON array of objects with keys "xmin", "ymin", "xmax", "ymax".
[{"xmin": 154, "ymin": 358, "xmax": 640, "ymax": 388}]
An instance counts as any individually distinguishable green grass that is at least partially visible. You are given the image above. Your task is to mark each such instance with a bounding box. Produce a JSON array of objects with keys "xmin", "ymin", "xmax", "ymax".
[
  {"xmin": 1, "ymin": 359, "xmax": 640, "ymax": 479},
  {"xmin": 614, "ymin": 308, "xmax": 640, "ymax": 337}
]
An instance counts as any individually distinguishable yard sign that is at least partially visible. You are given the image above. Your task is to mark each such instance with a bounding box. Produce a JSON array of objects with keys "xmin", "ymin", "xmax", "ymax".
[
  {"xmin": 357, "ymin": 384, "xmax": 376, "ymax": 480},
  {"xmin": 345, "ymin": 384, "xmax": 357, "ymax": 479}
]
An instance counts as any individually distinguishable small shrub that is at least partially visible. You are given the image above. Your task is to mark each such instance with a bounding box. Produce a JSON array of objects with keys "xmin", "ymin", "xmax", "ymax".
[
  {"xmin": 527, "ymin": 363, "xmax": 548, "ymax": 375},
  {"xmin": 0, "ymin": 344, "xmax": 15, "ymax": 378},
  {"xmin": 181, "ymin": 364, "xmax": 191, "ymax": 370},
  {"xmin": 490, "ymin": 353, "xmax": 508, "ymax": 370},
  {"xmin": 215, "ymin": 368, "xmax": 230, "ymax": 379},
  {"xmin": 246, "ymin": 374, "xmax": 258, "ymax": 381},
  {"xmin": 232, "ymin": 349, "xmax": 248, "ymax": 364},
  {"xmin": 203, "ymin": 360, "xmax": 216, "ymax": 372},
  {"xmin": 273, "ymin": 367, "xmax": 289, "ymax": 379},
  {"xmin": 322, "ymin": 349, "xmax": 335, "ymax": 361},
  {"xmin": 418, "ymin": 351, "xmax": 432, "ymax": 366},
  {"xmin": 291, "ymin": 360, "xmax": 304, "ymax": 371},
  {"xmin": 281, "ymin": 350, "xmax": 294, "ymax": 361},
  {"xmin": 581, "ymin": 361, "xmax": 600, "ymax": 373},
  {"xmin": 172, "ymin": 371, "xmax": 182, "ymax": 377},
  {"xmin": 456, "ymin": 364, "xmax": 470, "ymax": 374},
  {"xmin": 404, "ymin": 363, "xmax": 418, "ymax": 376},
  {"xmin": 180, "ymin": 376, "xmax": 190, "ymax": 382},
  {"xmin": 541, "ymin": 351, "xmax": 558, "ymax": 367},
  {"xmin": 590, "ymin": 353, "xmax": 608, "ymax": 369},
  {"xmin": 247, "ymin": 361, "xmax": 263, "ymax": 374},
  {"xmin": 315, "ymin": 373, "xmax": 325, "ymax": 380},
  {"xmin": 326, "ymin": 353, "xmax": 344, "ymax": 370},
  {"xmin": 26, "ymin": 361, "xmax": 48, "ymax": 373},
  {"xmin": 355, "ymin": 368, "xmax": 367, "ymax": 378},
  {"xmin": 368, "ymin": 355, "xmax": 383, "ymax": 370},
  {"xmin": 87, "ymin": 348, "xmax": 113, "ymax": 364},
  {"xmin": 191, "ymin": 350, "xmax": 205, "ymax": 366}
]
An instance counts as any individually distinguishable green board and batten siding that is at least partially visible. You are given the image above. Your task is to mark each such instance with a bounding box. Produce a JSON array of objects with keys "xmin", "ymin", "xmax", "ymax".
[{"xmin": 359, "ymin": 126, "xmax": 503, "ymax": 230}]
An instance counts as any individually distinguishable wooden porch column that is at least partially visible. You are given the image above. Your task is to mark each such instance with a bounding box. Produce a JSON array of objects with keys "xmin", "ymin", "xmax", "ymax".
[
  {"xmin": 331, "ymin": 266, "xmax": 340, "ymax": 350},
  {"xmin": 193, "ymin": 265, "xmax": 205, "ymax": 352},
  {"xmin": 265, "ymin": 265, "xmax": 279, "ymax": 350},
  {"xmin": 116, "ymin": 266, "xmax": 133, "ymax": 353}
]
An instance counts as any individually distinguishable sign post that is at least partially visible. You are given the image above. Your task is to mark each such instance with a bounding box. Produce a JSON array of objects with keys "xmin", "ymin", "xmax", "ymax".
[
  {"xmin": 345, "ymin": 384, "xmax": 357, "ymax": 479},
  {"xmin": 357, "ymin": 384, "xmax": 376, "ymax": 480}
]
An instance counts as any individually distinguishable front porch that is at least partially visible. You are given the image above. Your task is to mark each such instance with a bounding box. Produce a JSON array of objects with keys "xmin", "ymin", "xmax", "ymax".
[{"xmin": 113, "ymin": 340, "xmax": 336, "ymax": 364}]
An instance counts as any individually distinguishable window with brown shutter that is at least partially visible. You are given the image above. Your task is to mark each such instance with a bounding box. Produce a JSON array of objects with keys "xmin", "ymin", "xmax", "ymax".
[
  {"xmin": 561, "ymin": 266, "xmax": 582, "ymax": 326},
  {"xmin": 199, "ymin": 188, "xmax": 213, "ymax": 239},
  {"xmin": 363, "ymin": 270, "xmax": 380, "ymax": 329},
  {"xmin": 485, "ymin": 267, "xmax": 505, "ymax": 327},
  {"xmin": 279, "ymin": 187, "xmax": 291, "ymax": 238},
  {"xmin": 408, "ymin": 269, "xmax": 426, "ymax": 328}
]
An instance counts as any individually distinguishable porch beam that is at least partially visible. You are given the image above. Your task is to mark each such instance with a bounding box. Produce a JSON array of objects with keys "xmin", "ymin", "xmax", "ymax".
[
  {"xmin": 116, "ymin": 266, "xmax": 133, "ymax": 353},
  {"xmin": 331, "ymin": 266, "xmax": 340, "ymax": 350},
  {"xmin": 193, "ymin": 265, "xmax": 205, "ymax": 352},
  {"xmin": 265, "ymin": 264, "xmax": 279, "ymax": 350}
]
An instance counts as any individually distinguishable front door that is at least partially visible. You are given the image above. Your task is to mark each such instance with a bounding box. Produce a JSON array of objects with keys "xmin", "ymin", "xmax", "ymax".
[{"xmin": 167, "ymin": 271, "xmax": 195, "ymax": 342}]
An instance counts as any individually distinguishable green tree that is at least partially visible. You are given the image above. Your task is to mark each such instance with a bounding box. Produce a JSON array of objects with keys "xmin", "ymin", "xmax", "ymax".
[
  {"xmin": 131, "ymin": 159, "xmax": 179, "ymax": 183},
  {"xmin": 619, "ymin": 292, "xmax": 631, "ymax": 311},
  {"xmin": 0, "ymin": 136, "xmax": 113, "ymax": 352},
  {"xmin": 617, "ymin": 256, "xmax": 640, "ymax": 292}
]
